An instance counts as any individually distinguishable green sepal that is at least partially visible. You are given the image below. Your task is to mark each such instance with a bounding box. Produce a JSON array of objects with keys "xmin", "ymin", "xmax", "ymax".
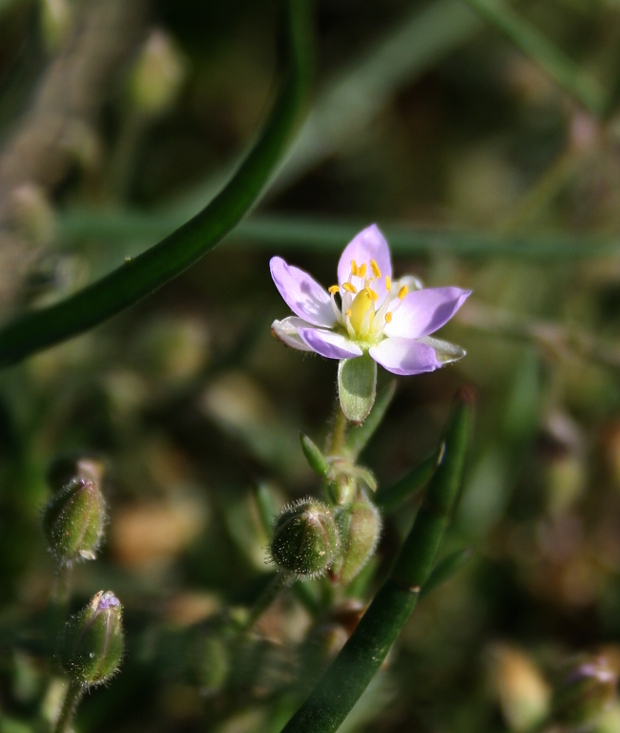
[
  {"xmin": 338, "ymin": 355, "xmax": 377, "ymax": 426},
  {"xmin": 300, "ymin": 432, "xmax": 329, "ymax": 477}
]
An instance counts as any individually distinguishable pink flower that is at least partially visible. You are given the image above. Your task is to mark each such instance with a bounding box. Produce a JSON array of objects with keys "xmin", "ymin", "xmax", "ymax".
[{"xmin": 270, "ymin": 225, "xmax": 470, "ymax": 376}]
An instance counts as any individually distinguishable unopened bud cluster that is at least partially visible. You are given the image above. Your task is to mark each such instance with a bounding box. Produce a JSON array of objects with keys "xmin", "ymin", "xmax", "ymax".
[{"xmin": 269, "ymin": 434, "xmax": 382, "ymax": 584}]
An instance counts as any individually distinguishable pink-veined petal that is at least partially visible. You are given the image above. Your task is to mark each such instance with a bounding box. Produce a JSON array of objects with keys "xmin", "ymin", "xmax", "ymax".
[
  {"xmin": 384, "ymin": 287, "xmax": 471, "ymax": 339},
  {"xmin": 271, "ymin": 317, "xmax": 315, "ymax": 352},
  {"xmin": 270, "ymin": 257, "xmax": 336, "ymax": 328},
  {"xmin": 297, "ymin": 327, "xmax": 363, "ymax": 360},
  {"xmin": 369, "ymin": 337, "xmax": 442, "ymax": 376},
  {"xmin": 337, "ymin": 225, "xmax": 392, "ymax": 302}
]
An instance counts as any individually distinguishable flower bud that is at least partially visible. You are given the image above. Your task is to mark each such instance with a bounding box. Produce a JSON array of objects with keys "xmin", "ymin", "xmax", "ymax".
[
  {"xmin": 333, "ymin": 495, "xmax": 381, "ymax": 585},
  {"xmin": 270, "ymin": 498, "xmax": 339, "ymax": 579},
  {"xmin": 58, "ymin": 591, "xmax": 124, "ymax": 688},
  {"xmin": 129, "ymin": 29, "xmax": 187, "ymax": 115},
  {"xmin": 552, "ymin": 656, "xmax": 617, "ymax": 728},
  {"xmin": 43, "ymin": 471, "xmax": 106, "ymax": 564}
]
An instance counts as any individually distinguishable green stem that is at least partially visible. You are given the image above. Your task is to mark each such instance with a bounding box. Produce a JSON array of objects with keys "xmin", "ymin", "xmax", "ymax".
[
  {"xmin": 326, "ymin": 404, "xmax": 348, "ymax": 457},
  {"xmin": 241, "ymin": 573, "xmax": 289, "ymax": 632},
  {"xmin": 280, "ymin": 387, "xmax": 474, "ymax": 733},
  {"xmin": 0, "ymin": 0, "xmax": 313, "ymax": 367},
  {"xmin": 461, "ymin": 0, "xmax": 607, "ymax": 115},
  {"xmin": 53, "ymin": 681, "xmax": 84, "ymax": 733}
]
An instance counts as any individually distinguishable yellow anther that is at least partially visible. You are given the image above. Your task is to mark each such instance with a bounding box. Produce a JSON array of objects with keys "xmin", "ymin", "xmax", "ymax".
[
  {"xmin": 371, "ymin": 259, "xmax": 381, "ymax": 278},
  {"xmin": 342, "ymin": 282, "xmax": 357, "ymax": 294},
  {"xmin": 365, "ymin": 286, "xmax": 378, "ymax": 301},
  {"xmin": 345, "ymin": 309, "xmax": 352, "ymax": 318},
  {"xmin": 398, "ymin": 285, "xmax": 408, "ymax": 300},
  {"xmin": 385, "ymin": 312, "xmax": 392, "ymax": 323},
  {"xmin": 350, "ymin": 260, "xmax": 359, "ymax": 277},
  {"xmin": 385, "ymin": 276, "xmax": 392, "ymax": 291},
  {"xmin": 328, "ymin": 285, "xmax": 340, "ymax": 294},
  {"xmin": 357, "ymin": 263, "xmax": 367, "ymax": 277}
]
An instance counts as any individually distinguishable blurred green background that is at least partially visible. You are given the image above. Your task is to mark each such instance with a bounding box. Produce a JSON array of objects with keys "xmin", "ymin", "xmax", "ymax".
[{"xmin": 3, "ymin": 0, "xmax": 620, "ymax": 732}]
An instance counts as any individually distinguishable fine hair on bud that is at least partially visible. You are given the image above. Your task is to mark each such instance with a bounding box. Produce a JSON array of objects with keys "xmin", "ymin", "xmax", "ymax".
[
  {"xmin": 43, "ymin": 470, "xmax": 107, "ymax": 565},
  {"xmin": 270, "ymin": 497, "xmax": 340, "ymax": 580},
  {"xmin": 58, "ymin": 590, "xmax": 124, "ymax": 688}
]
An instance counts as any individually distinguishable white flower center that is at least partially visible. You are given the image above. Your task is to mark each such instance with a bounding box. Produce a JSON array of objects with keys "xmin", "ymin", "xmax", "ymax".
[{"xmin": 329, "ymin": 258, "xmax": 409, "ymax": 343}]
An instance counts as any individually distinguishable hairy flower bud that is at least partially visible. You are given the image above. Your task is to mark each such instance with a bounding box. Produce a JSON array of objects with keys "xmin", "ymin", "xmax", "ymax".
[
  {"xmin": 552, "ymin": 656, "xmax": 617, "ymax": 728},
  {"xmin": 333, "ymin": 495, "xmax": 381, "ymax": 585},
  {"xmin": 270, "ymin": 498, "xmax": 340, "ymax": 579},
  {"xmin": 59, "ymin": 591, "xmax": 124, "ymax": 688},
  {"xmin": 43, "ymin": 465, "xmax": 106, "ymax": 564}
]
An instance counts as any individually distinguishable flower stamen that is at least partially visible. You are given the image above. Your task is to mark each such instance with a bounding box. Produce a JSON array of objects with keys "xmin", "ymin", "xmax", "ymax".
[
  {"xmin": 350, "ymin": 260, "xmax": 359, "ymax": 277},
  {"xmin": 398, "ymin": 285, "xmax": 408, "ymax": 300},
  {"xmin": 328, "ymin": 285, "xmax": 340, "ymax": 294},
  {"xmin": 357, "ymin": 263, "xmax": 367, "ymax": 278},
  {"xmin": 385, "ymin": 312, "xmax": 392, "ymax": 323},
  {"xmin": 385, "ymin": 276, "xmax": 392, "ymax": 291},
  {"xmin": 342, "ymin": 282, "xmax": 357, "ymax": 294},
  {"xmin": 371, "ymin": 259, "xmax": 381, "ymax": 278}
]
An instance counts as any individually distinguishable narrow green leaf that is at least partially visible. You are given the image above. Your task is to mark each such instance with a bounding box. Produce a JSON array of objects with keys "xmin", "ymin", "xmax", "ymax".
[
  {"xmin": 255, "ymin": 483, "xmax": 280, "ymax": 537},
  {"xmin": 374, "ymin": 449, "xmax": 440, "ymax": 512},
  {"xmin": 338, "ymin": 355, "xmax": 377, "ymax": 426},
  {"xmin": 0, "ymin": 0, "xmax": 313, "ymax": 367},
  {"xmin": 344, "ymin": 381, "xmax": 396, "ymax": 460},
  {"xmin": 300, "ymin": 432, "xmax": 329, "ymax": 477},
  {"xmin": 280, "ymin": 387, "xmax": 475, "ymax": 733},
  {"xmin": 419, "ymin": 547, "xmax": 474, "ymax": 600}
]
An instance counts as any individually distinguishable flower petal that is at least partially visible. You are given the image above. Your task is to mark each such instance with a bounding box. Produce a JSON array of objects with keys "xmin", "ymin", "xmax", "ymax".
[
  {"xmin": 271, "ymin": 317, "xmax": 315, "ymax": 352},
  {"xmin": 338, "ymin": 225, "xmax": 392, "ymax": 301},
  {"xmin": 384, "ymin": 287, "xmax": 471, "ymax": 339},
  {"xmin": 369, "ymin": 337, "xmax": 441, "ymax": 376},
  {"xmin": 270, "ymin": 257, "xmax": 336, "ymax": 327},
  {"xmin": 297, "ymin": 327, "xmax": 363, "ymax": 360},
  {"xmin": 418, "ymin": 335, "xmax": 466, "ymax": 364}
]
